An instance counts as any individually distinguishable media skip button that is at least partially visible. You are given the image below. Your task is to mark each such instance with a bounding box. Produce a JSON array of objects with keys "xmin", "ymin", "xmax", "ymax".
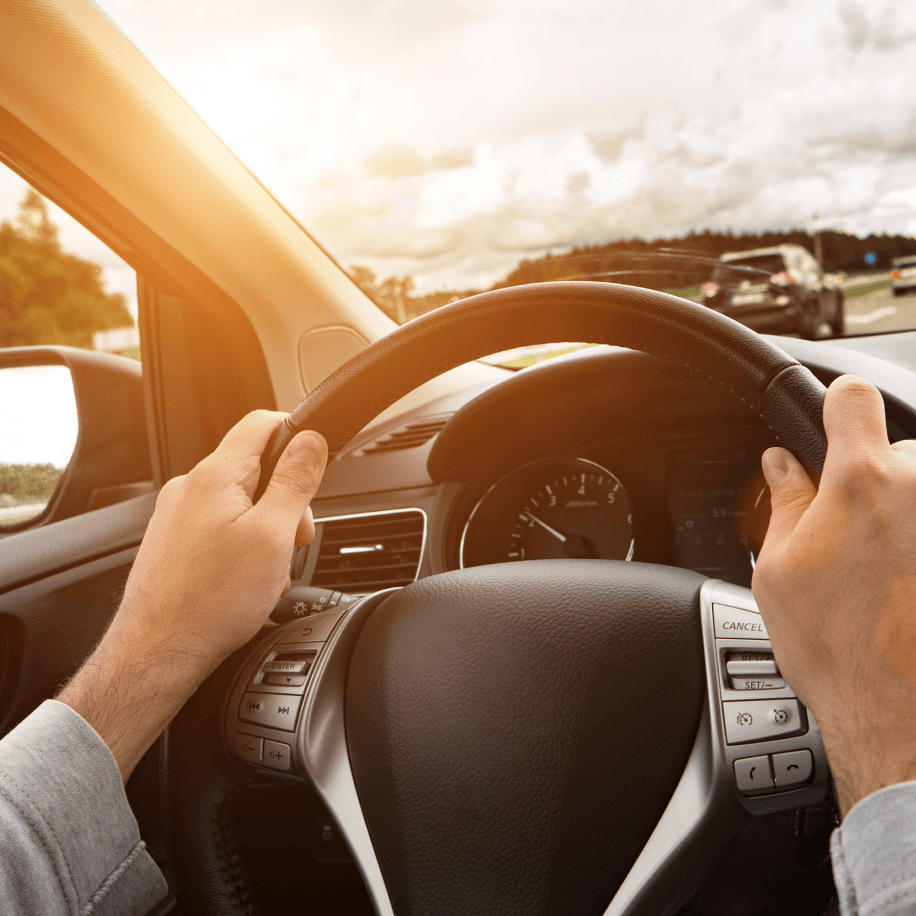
[{"xmin": 239, "ymin": 692, "xmax": 302, "ymax": 731}]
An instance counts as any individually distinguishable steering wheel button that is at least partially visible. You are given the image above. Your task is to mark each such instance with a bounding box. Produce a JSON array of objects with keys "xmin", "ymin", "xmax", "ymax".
[
  {"xmin": 275, "ymin": 610, "xmax": 344, "ymax": 645},
  {"xmin": 263, "ymin": 660, "xmax": 310, "ymax": 675},
  {"xmin": 723, "ymin": 699, "xmax": 806, "ymax": 744},
  {"xmin": 713, "ymin": 605, "xmax": 769, "ymax": 639},
  {"xmin": 730, "ymin": 677, "xmax": 786, "ymax": 691},
  {"xmin": 239, "ymin": 692, "xmax": 302, "ymax": 731},
  {"xmin": 264, "ymin": 673, "xmax": 307, "ymax": 687},
  {"xmin": 263, "ymin": 740, "xmax": 292, "ymax": 773},
  {"xmin": 772, "ymin": 749, "xmax": 814, "ymax": 790},
  {"xmin": 726, "ymin": 659, "xmax": 778, "ymax": 676},
  {"xmin": 734, "ymin": 755, "xmax": 775, "ymax": 795},
  {"xmin": 234, "ymin": 733, "xmax": 263, "ymax": 764}
]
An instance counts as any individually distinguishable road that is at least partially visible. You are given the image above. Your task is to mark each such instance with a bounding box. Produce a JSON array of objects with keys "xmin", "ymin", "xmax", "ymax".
[{"xmin": 841, "ymin": 278, "xmax": 916, "ymax": 336}]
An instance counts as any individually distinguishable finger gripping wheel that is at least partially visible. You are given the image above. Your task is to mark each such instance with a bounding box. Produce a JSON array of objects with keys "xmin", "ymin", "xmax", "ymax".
[{"xmin": 255, "ymin": 281, "xmax": 828, "ymax": 499}]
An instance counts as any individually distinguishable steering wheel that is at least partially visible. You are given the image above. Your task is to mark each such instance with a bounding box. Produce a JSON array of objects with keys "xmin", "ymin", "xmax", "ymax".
[{"xmin": 161, "ymin": 282, "xmax": 832, "ymax": 916}]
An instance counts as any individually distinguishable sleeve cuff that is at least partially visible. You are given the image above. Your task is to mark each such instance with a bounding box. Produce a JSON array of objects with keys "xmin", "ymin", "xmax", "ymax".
[
  {"xmin": 831, "ymin": 781, "xmax": 916, "ymax": 916},
  {"xmin": 0, "ymin": 700, "xmax": 167, "ymax": 915}
]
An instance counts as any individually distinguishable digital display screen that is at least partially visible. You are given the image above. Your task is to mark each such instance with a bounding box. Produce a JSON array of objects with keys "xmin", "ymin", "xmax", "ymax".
[{"xmin": 667, "ymin": 448, "xmax": 762, "ymax": 586}]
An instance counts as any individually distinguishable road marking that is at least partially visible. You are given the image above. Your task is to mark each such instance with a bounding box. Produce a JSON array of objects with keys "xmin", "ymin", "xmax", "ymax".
[{"xmin": 846, "ymin": 306, "xmax": 898, "ymax": 326}]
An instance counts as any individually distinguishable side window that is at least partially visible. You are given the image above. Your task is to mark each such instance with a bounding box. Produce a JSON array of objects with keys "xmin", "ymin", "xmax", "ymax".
[{"xmin": 0, "ymin": 168, "xmax": 145, "ymax": 529}]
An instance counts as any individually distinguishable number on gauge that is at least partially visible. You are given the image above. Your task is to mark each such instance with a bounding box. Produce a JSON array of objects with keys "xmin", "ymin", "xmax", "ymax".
[{"xmin": 460, "ymin": 457, "xmax": 635, "ymax": 568}]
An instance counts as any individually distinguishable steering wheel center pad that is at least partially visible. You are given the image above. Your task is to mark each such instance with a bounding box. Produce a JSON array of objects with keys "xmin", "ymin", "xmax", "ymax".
[
  {"xmin": 257, "ymin": 281, "xmax": 828, "ymax": 489},
  {"xmin": 346, "ymin": 560, "xmax": 707, "ymax": 916}
]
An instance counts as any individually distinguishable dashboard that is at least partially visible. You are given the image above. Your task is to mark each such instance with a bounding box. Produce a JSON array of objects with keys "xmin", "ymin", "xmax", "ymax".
[{"xmin": 301, "ymin": 338, "xmax": 916, "ymax": 602}]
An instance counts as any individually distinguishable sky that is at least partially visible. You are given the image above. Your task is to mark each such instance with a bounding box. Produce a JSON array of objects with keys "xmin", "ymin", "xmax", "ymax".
[
  {"xmin": 2, "ymin": 0, "xmax": 916, "ymax": 294},
  {"xmin": 0, "ymin": 366, "xmax": 79, "ymax": 467}
]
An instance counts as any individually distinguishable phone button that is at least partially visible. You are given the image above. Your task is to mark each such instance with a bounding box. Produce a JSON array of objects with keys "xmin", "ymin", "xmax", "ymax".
[
  {"xmin": 772, "ymin": 749, "xmax": 813, "ymax": 790},
  {"xmin": 734, "ymin": 755, "xmax": 775, "ymax": 795}
]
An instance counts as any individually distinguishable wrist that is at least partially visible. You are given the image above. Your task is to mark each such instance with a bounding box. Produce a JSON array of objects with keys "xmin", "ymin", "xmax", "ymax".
[
  {"xmin": 58, "ymin": 623, "xmax": 216, "ymax": 782},
  {"xmin": 820, "ymin": 723, "xmax": 916, "ymax": 817}
]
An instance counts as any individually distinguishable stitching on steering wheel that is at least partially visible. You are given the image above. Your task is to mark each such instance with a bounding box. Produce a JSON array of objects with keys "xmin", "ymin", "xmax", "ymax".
[{"xmin": 214, "ymin": 785, "xmax": 258, "ymax": 916}]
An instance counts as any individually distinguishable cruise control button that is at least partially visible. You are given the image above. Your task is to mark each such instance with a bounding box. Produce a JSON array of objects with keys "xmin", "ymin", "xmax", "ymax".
[
  {"xmin": 275, "ymin": 609, "xmax": 344, "ymax": 645},
  {"xmin": 723, "ymin": 698, "xmax": 806, "ymax": 744},
  {"xmin": 234, "ymin": 733, "xmax": 263, "ymax": 764},
  {"xmin": 263, "ymin": 740, "xmax": 292, "ymax": 772},
  {"xmin": 714, "ymin": 605, "xmax": 769, "ymax": 639},
  {"xmin": 726, "ymin": 659, "xmax": 779, "ymax": 676},
  {"xmin": 772, "ymin": 749, "xmax": 813, "ymax": 790},
  {"xmin": 734, "ymin": 755, "xmax": 774, "ymax": 795},
  {"xmin": 239, "ymin": 693, "xmax": 302, "ymax": 731},
  {"xmin": 730, "ymin": 677, "xmax": 786, "ymax": 691}
]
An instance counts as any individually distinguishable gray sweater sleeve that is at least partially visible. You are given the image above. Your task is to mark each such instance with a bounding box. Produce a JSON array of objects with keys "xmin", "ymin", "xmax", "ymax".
[
  {"xmin": 832, "ymin": 782, "xmax": 916, "ymax": 916},
  {"xmin": 0, "ymin": 700, "xmax": 168, "ymax": 915}
]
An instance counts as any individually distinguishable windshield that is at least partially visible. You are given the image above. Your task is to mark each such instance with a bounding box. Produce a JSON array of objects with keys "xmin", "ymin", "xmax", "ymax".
[{"xmin": 80, "ymin": 2, "xmax": 916, "ymax": 343}]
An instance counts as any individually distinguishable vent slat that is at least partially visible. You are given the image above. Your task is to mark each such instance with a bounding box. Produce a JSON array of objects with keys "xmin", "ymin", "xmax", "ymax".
[
  {"xmin": 361, "ymin": 417, "xmax": 450, "ymax": 455},
  {"xmin": 312, "ymin": 510, "xmax": 425, "ymax": 593}
]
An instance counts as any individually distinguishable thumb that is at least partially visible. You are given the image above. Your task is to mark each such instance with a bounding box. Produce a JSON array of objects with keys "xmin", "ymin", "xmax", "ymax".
[
  {"xmin": 759, "ymin": 447, "xmax": 816, "ymax": 550},
  {"xmin": 256, "ymin": 430, "xmax": 328, "ymax": 531}
]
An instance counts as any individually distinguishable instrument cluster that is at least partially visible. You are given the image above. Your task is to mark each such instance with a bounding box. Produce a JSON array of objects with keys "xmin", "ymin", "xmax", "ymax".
[{"xmin": 457, "ymin": 439, "xmax": 773, "ymax": 588}]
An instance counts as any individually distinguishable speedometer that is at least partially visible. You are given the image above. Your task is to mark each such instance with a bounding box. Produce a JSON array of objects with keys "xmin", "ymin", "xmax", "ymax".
[{"xmin": 460, "ymin": 457, "xmax": 634, "ymax": 568}]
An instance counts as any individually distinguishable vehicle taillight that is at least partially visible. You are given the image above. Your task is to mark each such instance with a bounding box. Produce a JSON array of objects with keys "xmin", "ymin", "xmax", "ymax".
[
  {"xmin": 891, "ymin": 269, "xmax": 900, "ymax": 280},
  {"xmin": 769, "ymin": 271, "xmax": 794, "ymax": 286},
  {"xmin": 702, "ymin": 281, "xmax": 720, "ymax": 298}
]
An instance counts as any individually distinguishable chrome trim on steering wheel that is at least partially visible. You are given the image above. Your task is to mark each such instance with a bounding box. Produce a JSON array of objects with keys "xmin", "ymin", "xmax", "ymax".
[{"xmin": 295, "ymin": 590, "xmax": 397, "ymax": 916}]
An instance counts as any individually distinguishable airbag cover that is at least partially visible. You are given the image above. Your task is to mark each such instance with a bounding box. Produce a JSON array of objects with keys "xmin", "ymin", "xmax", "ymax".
[{"xmin": 345, "ymin": 560, "xmax": 707, "ymax": 916}]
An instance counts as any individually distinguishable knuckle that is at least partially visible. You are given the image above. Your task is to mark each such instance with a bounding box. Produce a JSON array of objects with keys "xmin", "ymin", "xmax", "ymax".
[
  {"xmin": 251, "ymin": 408, "xmax": 283, "ymax": 425},
  {"xmin": 836, "ymin": 453, "xmax": 893, "ymax": 500},
  {"xmin": 156, "ymin": 475, "xmax": 186, "ymax": 505}
]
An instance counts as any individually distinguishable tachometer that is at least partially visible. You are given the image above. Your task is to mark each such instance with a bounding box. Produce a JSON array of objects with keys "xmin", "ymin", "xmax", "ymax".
[{"xmin": 460, "ymin": 457, "xmax": 634, "ymax": 568}]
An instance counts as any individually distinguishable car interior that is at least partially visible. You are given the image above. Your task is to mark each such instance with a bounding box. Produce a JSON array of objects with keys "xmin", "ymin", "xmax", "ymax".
[{"xmin": 2, "ymin": 2, "xmax": 916, "ymax": 915}]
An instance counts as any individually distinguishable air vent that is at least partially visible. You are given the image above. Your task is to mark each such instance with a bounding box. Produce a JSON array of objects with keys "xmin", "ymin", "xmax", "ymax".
[
  {"xmin": 360, "ymin": 417, "xmax": 450, "ymax": 455},
  {"xmin": 312, "ymin": 510, "xmax": 426, "ymax": 594}
]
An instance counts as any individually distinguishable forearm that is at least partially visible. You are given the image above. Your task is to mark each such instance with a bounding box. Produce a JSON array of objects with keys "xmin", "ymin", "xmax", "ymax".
[{"xmin": 58, "ymin": 615, "xmax": 217, "ymax": 783}]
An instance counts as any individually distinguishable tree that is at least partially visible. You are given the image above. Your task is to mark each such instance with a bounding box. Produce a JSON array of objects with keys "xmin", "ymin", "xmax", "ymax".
[
  {"xmin": 349, "ymin": 265, "xmax": 415, "ymax": 324},
  {"xmin": 0, "ymin": 189, "xmax": 132, "ymax": 348}
]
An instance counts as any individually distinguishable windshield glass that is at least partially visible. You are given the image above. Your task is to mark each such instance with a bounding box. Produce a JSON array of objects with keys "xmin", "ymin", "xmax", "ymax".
[{"xmin": 92, "ymin": 1, "xmax": 916, "ymax": 346}]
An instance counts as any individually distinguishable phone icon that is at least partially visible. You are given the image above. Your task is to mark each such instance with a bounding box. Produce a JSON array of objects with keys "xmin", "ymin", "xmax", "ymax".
[
  {"xmin": 749, "ymin": 766, "xmax": 757, "ymax": 779},
  {"xmin": 787, "ymin": 764, "xmax": 799, "ymax": 772}
]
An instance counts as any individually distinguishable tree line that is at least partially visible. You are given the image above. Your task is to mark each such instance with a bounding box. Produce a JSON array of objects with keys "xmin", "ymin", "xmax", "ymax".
[
  {"xmin": 351, "ymin": 227, "xmax": 916, "ymax": 323},
  {"xmin": 0, "ymin": 463, "xmax": 61, "ymax": 504}
]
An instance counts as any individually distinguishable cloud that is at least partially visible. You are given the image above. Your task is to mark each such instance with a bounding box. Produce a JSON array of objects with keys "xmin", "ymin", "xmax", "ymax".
[
  {"xmin": 18, "ymin": 0, "xmax": 916, "ymax": 295},
  {"xmin": 365, "ymin": 144, "xmax": 428, "ymax": 179}
]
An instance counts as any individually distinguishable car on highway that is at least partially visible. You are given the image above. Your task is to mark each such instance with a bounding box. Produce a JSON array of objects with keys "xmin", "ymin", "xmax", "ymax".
[
  {"xmin": 891, "ymin": 255, "xmax": 916, "ymax": 297},
  {"xmin": 2, "ymin": 3, "xmax": 916, "ymax": 916},
  {"xmin": 700, "ymin": 244, "xmax": 845, "ymax": 339}
]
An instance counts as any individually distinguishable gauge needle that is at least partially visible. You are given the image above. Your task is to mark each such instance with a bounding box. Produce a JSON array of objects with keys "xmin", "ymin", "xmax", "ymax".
[
  {"xmin": 525, "ymin": 511, "xmax": 567, "ymax": 542},
  {"xmin": 525, "ymin": 511, "xmax": 594, "ymax": 559}
]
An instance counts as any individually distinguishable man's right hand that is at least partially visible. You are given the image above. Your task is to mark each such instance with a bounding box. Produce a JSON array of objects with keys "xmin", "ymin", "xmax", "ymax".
[{"xmin": 753, "ymin": 375, "xmax": 916, "ymax": 817}]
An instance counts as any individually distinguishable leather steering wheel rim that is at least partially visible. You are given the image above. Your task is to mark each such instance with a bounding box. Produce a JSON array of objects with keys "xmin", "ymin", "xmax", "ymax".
[
  {"xmin": 256, "ymin": 281, "xmax": 828, "ymax": 496},
  {"xmin": 166, "ymin": 281, "xmax": 830, "ymax": 916}
]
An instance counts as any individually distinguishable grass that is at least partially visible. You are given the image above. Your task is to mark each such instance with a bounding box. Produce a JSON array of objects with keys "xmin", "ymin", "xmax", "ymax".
[{"xmin": 843, "ymin": 278, "xmax": 892, "ymax": 300}]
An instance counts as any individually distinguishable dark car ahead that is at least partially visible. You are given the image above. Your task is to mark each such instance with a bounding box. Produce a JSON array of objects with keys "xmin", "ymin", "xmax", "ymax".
[
  {"xmin": 891, "ymin": 255, "xmax": 916, "ymax": 297},
  {"xmin": 701, "ymin": 244, "xmax": 844, "ymax": 338}
]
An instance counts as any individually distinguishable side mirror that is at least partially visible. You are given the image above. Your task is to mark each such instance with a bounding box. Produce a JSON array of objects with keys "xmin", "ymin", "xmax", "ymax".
[{"xmin": 0, "ymin": 347, "xmax": 153, "ymax": 530}]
